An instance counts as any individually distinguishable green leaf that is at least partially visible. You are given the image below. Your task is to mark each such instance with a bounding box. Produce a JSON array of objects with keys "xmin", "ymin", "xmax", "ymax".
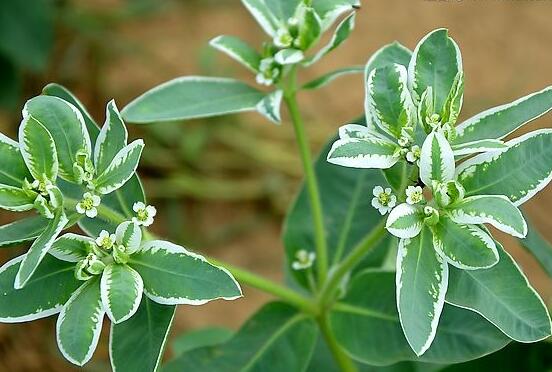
[
  {"xmin": 56, "ymin": 278, "xmax": 104, "ymax": 366},
  {"xmin": 330, "ymin": 271, "xmax": 510, "ymax": 366},
  {"xmin": 172, "ymin": 326, "xmax": 234, "ymax": 356},
  {"xmin": 296, "ymin": 5, "xmax": 322, "ymax": 50},
  {"xmin": 122, "ymin": 77, "xmax": 265, "ymax": 123},
  {"xmin": 19, "ymin": 115, "xmax": 58, "ymax": 182},
  {"xmin": 431, "ymin": 217, "xmax": 498, "ymax": 270},
  {"xmin": 274, "ymin": 48, "xmax": 305, "ymax": 65},
  {"xmin": 366, "ymin": 42, "xmax": 413, "ymax": 74},
  {"xmin": 164, "ymin": 302, "xmax": 318, "ymax": 372},
  {"xmin": 446, "ymin": 243, "xmax": 552, "ymax": 342},
  {"xmin": 284, "ymin": 136, "xmax": 390, "ymax": 289},
  {"xmin": 23, "ymin": 95, "xmax": 91, "ymax": 182},
  {"xmin": 0, "ymin": 184, "xmax": 35, "ymax": 211},
  {"xmin": 301, "ymin": 66, "xmax": 364, "ymax": 90},
  {"xmin": 397, "ymin": 227, "xmax": 448, "ymax": 355},
  {"xmin": 94, "ymin": 139, "xmax": 144, "ymax": 195},
  {"xmin": 101, "ymin": 263, "xmax": 143, "ymax": 324},
  {"xmin": 449, "ymin": 195, "xmax": 527, "ymax": 238},
  {"xmin": 42, "ymin": 83, "xmax": 100, "ymax": 143},
  {"xmin": 0, "ymin": 216, "xmax": 48, "ymax": 247},
  {"xmin": 0, "ymin": 254, "xmax": 81, "ymax": 322},
  {"xmin": 327, "ymin": 137, "xmax": 399, "ymax": 169},
  {"xmin": 520, "ymin": 220, "xmax": 552, "ymax": 277},
  {"xmin": 256, "ymin": 89, "xmax": 283, "ymax": 124},
  {"xmin": 457, "ymin": 129, "xmax": 552, "ymax": 205},
  {"xmin": 94, "ymin": 99, "xmax": 128, "ymax": 175},
  {"xmin": 420, "ymin": 130, "xmax": 455, "ymax": 185},
  {"xmin": 240, "ymin": 0, "xmax": 280, "ymax": 36},
  {"xmin": 0, "ymin": 133, "xmax": 32, "ymax": 187},
  {"xmin": 454, "ymin": 86, "xmax": 552, "ymax": 145},
  {"xmin": 408, "ymin": 29, "xmax": 462, "ymax": 114},
  {"xmin": 441, "ymin": 71, "xmax": 464, "ymax": 126},
  {"xmin": 110, "ymin": 297, "xmax": 175, "ymax": 372},
  {"xmin": 451, "ymin": 139, "xmax": 508, "ymax": 156},
  {"xmin": 385, "ymin": 203, "xmax": 424, "ymax": 239},
  {"xmin": 304, "ymin": 12, "xmax": 356, "ymax": 66},
  {"xmin": 15, "ymin": 210, "xmax": 68, "ymax": 289},
  {"xmin": 312, "ymin": 0, "xmax": 359, "ymax": 31},
  {"xmin": 49, "ymin": 233, "xmax": 92, "ymax": 262},
  {"xmin": 129, "ymin": 240, "xmax": 241, "ymax": 305},
  {"xmin": 366, "ymin": 64, "xmax": 415, "ymax": 138},
  {"xmin": 210, "ymin": 35, "xmax": 261, "ymax": 72},
  {"xmin": 115, "ymin": 221, "xmax": 142, "ymax": 254}
]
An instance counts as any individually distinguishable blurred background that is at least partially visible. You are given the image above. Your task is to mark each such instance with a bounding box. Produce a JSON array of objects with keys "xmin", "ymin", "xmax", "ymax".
[{"xmin": 1, "ymin": 0, "xmax": 552, "ymax": 370}]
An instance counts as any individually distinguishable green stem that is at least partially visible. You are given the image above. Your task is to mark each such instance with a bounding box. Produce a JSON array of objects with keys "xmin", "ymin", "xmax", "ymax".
[
  {"xmin": 284, "ymin": 68, "xmax": 328, "ymax": 285},
  {"xmin": 319, "ymin": 219, "xmax": 387, "ymax": 305},
  {"xmin": 318, "ymin": 315, "xmax": 357, "ymax": 372},
  {"xmin": 207, "ymin": 258, "xmax": 318, "ymax": 316}
]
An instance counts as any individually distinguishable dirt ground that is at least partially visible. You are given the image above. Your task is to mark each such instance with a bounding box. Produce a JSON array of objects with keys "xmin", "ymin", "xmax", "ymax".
[{"xmin": 1, "ymin": 0, "xmax": 552, "ymax": 370}]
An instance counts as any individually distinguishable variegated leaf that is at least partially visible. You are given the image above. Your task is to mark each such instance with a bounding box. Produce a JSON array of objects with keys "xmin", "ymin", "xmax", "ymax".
[
  {"xmin": 0, "ymin": 184, "xmax": 35, "ymax": 211},
  {"xmin": 129, "ymin": 240, "xmax": 241, "ymax": 305},
  {"xmin": 396, "ymin": 226, "xmax": 448, "ymax": 356},
  {"xmin": 366, "ymin": 63, "xmax": 415, "ymax": 138},
  {"xmin": 408, "ymin": 28, "xmax": 462, "ymax": 113},
  {"xmin": 337, "ymin": 123, "xmax": 387, "ymax": 140},
  {"xmin": 209, "ymin": 35, "xmax": 261, "ymax": 72},
  {"xmin": 0, "ymin": 216, "xmax": 48, "ymax": 247},
  {"xmin": 301, "ymin": 66, "xmax": 364, "ymax": 90},
  {"xmin": 385, "ymin": 203, "xmax": 423, "ymax": 239},
  {"xmin": 441, "ymin": 71, "xmax": 464, "ymax": 125},
  {"xmin": 454, "ymin": 86, "xmax": 552, "ymax": 144},
  {"xmin": 256, "ymin": 89, "xmax": 283, "ymax": 124},
  {"xmin": 296, "ymin": 5, "xmax": 322, "ymax": 50},
  {"xmin": 56, "ymin": 278, "xmax": 104, "ymax": 366},
  {"xmin": 15, "ymin": 210, "xmax": 68, "ymax": 289},
  {"xmin": 304, "ymin": 12, "xmax": 355, "ymax": 66},
  {"xmin": 451, "ymin": 139, "xmax": 508, "ymax": 156},
  {"xmin": 0, "ymin": 133, "xmax": 32, "ymax": 187},
  {"xmin": 431, "ymin": 216, "xmax": 498, "ymax": 270},
  {"xmin": 115, "ymin": 221, "xmax": 142, "ymax": 254},
  {"xmin": 49, "ymin": 233, "xmax": 92, "ymax": 263},
  {"xmin": 449, "ymin": 195, "xmax": 527, "ymax": 238},
  {"xmin": 420, "ymin": 130, "xmax": 455, "ymax": 186},
  {"xmin": 240, "ymin": 0, "xmax": 279, "ymax": 36},
  {"xmin": 94, "ymin": 100, "xmax": 128, "ymax": 175},
  {"xmin": 19, "ymin": 115, "xmax": 58, "ymax": 182},
  {"xmin": 23, "ymin": 96, "xmax": 91, "ymax": 182},
  {"xmin": 101, "ymin": 264, "xmax": 143, "ymax": 324},
  {"xmin": 274, "ymin": 48, "xmax": 304, "ymax": 65},
  {"xmin": 94, "ymin": 139, "xmax": 144, "ymax": 195},
  {"xmin": 312, "ymin": 0, "xmax": 359, "ymax": 31},
  {"xmin": 456, "ymin": 129, "xmax": 552, "ymax": 205},
  {"xmin": 327, "ymin": 137, "xmax": 398, "ymax": 169}
]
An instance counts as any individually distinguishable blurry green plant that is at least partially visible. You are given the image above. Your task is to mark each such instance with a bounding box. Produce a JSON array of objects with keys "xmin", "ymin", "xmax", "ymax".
[{"xmin": 2, "ymin": 0, "xmax": 552, "ymax": 371}]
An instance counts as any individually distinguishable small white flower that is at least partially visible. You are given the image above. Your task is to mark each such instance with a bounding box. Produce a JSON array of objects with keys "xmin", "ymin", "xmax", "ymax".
[
  {"xmin": 95, "ymin": 230, "xmax": 116, "ymax": 250},
  {"xmin": 273, "ymin": 28, "xmax": 294, "ymax": 48},
  {"xmin": 132, "ymin": 202, "xmax": 157, "ymax": 227},
  {"xmin": 256, "ymin": 58, "xmax": 281, "ymax": 86},
  {"xmin": 76, "ymin": 192, "xmax": 101, "ymax": 218},
  {"xmin": 406, "ymin": 186, "xmax": 424, "ymax": 205},
  {"xmin": 291, "ymin": 249, "xmax": 316, "ymax": 271},
  {"xmin": 371, "ymin": 186, "xmax": 396, "ymax": 215},
  {"xmin": 398, "ymin": 136, "xmax": 410, "ymax": 147},
  {"xmin": 406, "ymin": 145, "xmax": 421, "ymax": 164}
]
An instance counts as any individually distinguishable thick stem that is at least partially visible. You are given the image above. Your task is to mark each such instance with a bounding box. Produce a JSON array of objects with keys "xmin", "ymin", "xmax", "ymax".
[
  {"xmin": 284, "ymin": 69, "xmax": 328, "ymax": 285},
  {"xmin": 318, "ymin": 315, "xmax": 357, "ymax": 372}
]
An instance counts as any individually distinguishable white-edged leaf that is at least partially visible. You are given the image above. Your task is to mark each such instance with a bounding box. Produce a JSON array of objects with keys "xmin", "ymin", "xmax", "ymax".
[
  {"xmin": 23, "ymin": 95, "xmax": 91, "ymax": 182},
  {"xmin": 420, "ymin": 130, "xmax": 455, "ymax": 185},
  {"xmin": 0, "ymin": 184, "xmax": 35, "ymax": 211},
  {"xmin": 312, "ymin": 0, "xmax": 359, "ymax": 31},
  {"xmin": 19, "ymin": 115, "xmax": 58, "ymax": 182},
  {"xmin": 49, "ymin": 233, "xmax": 92, "ymax": 262},
  {"xmin": 0, "ymin": 216, "xmax": 48, "ymax": 247},
  {"xmin": 449, "ymin": 195, "xmax": 527, "ymax": 238},
  {"xmin": 396, "ymin": 226, "xmax": 448, "ymax": 356},
  {"xmin": 94, "ymin": 139, "xmax": 144, "ymax": 195},
  {"xmin": 240, "ymin": 0, "xmax": 279, "ymax": 36},
  {"xmin": 15, "ymin": 210, "xmax": 68, "ymax": 289},
  {"xmin": 451, "ymin": 139, "xmax": 508, "ymax": 156},
  {"xmin": 0, "ymin": 254, "xmax": 81, "ymax": 322},
  {"xmin": 366, "ymin": 63, "xmax": 415, "ymax": 138},
  {"xmin": 101, "ymin": 264, "xmax": 143, "ymax": 324},
  {"xmin": 337, "ymin": 123, "xmax": 388, "ymax": 140},
  {"xmin": 456, "ymin": 129, "xmax": 552, "ymax": 205},
  {"xmin": 454, "ymin": 86, "xmax": 552, "ymax": 144},
  {"xmin": 431, "ymin": 217, "xmax": 498, "ymax": 270},
  {"xmin": 304, "ymin": 12, "xmax": 355, "ymax": 66},
  {"xmin": 274, "ymin": 48, "xmax": 304, "ymax": 65},
  {"xmin": 94, "ymin": 100, "xmax": 128, "ymax": 175},
  {"xmin": 56, "ymin": 278, "xmax": 104, "ymax": 366},
  {"xmin": 210, "ymin": 35, "xmax": 261, "ymax": 72},
  {"xmin": 301, "ymin": 66, "xmax": 364, "ymax": 90},
  {"xmin": 385, "ymin": 203, "xmax": 424, "ymax": 239},
  {"xmin": 0, "ymin": 132, "xmax": 32, "ymax": 187},
  {"xmin": 129, "ymin": 240, "xmax": 242, "ymax": 305},
  {"xmin": 115, "ymin": 221, "xmax": 142, "ymax": 254},
  {"xmin": 446, "ymin": 243, "xmax": 552, "ymax": 342},
  {"xmin": 327, "ymin": 137, "xmax": 398, "ymax": 169},
  {"xmin": 256, "ymin": 89, "xmax": 283, "ymax": 124}
]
